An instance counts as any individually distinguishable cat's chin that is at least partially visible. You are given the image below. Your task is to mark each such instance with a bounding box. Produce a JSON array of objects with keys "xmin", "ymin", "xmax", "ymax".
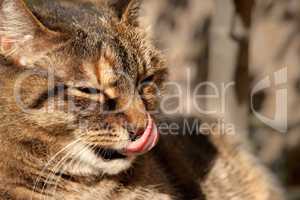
[
  {"xmin": 62, "ymin": 115, "xmax": 159, "ymax": 176},
  {"xmin": 66, "ymin": 143, "xmax": 136, "ymax": 176}
]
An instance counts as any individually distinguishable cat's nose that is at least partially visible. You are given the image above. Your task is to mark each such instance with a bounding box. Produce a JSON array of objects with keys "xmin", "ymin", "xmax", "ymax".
[
  {"xmin": 123, "ymin": 96, "xmax": 148, "ymax": 133},
  {"xmin": 127, "ymin": 116, "xmax": 150, "ymax": 145},
  {"xmin": 128, "ymin": 127, "xmax": 146, "ymax": 141},
  {"xmin": 122, "ymin": 114, "xmax": 159, "ymax": 155},
  {"xmin": 127, "ymin": 119, "xmax": 148, "ymax": 136}
]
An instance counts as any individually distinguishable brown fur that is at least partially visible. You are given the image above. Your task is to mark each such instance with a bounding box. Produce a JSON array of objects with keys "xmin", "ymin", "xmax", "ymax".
[{"xmin": 0, "ymin": 0, "xmax": 284, "ymax": 199}]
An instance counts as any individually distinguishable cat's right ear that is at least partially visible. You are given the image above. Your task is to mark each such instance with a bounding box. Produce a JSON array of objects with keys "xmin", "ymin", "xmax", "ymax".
[
  {"xmin": 109, "ymin": 0, "xmax": 142, "ymax": 27},
  {"xmin": 0, "ymin": 0, "xmax": 61, "ymax": 66}
]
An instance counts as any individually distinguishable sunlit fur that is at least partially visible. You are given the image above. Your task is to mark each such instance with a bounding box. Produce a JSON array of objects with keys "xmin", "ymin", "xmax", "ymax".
[
  {"xmin": 0, "ymin": 0, "xmax": 167, "ymax": 197},
  {"xmin": 0, "ymin": 0, "xmax": 167, "ymax": 175},
  {"xmin": 0, "ymin": 0, "xmax": 284, "ymax": 200}
]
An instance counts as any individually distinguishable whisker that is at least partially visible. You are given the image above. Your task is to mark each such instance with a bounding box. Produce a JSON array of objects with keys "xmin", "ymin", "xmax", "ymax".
[
  {"xmin": 41, "ymin": 149, "xmax": 77, "ymax": 200},
  {"xmin": 50, "ymin": 144, "xmax": 91, "ymax": 198},
  {"xmin": 32, "ymin": 138, "xmax": 82, "ymax": 200},
  {"xmin": 39, "ymin": 133, "xmax": 87, "ymax": 199}
]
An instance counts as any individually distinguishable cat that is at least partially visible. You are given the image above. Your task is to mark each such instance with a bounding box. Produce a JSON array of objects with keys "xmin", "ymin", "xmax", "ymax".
[{"xmin": 0, "ymin": 0, "xmax": 284, "ymax": 199}]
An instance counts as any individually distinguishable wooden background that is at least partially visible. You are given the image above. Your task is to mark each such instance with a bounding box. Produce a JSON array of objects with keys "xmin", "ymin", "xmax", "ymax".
[{"xmin": 141, "ymin": 0, "xmax": 300, "ymax": 199}]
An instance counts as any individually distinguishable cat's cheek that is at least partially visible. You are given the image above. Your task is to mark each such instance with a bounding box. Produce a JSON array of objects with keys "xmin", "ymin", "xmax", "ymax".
[{"xmin": 24, "ymin": 110, "xmax": 76, "ymax": 130}]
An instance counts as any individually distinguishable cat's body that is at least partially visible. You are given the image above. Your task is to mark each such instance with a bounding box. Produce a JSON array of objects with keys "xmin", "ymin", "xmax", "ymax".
[
  {"xmin": 0, "ymin": 113, "xmax": 284, "ymax": 200},
  {"xmin": 0, "ymin": 0, "xmax": 284, "ymax": 199}
]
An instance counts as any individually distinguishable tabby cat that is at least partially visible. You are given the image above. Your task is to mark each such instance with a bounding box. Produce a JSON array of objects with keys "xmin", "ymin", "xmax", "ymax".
[{"xmin": 0, "ymin": 0, "xmax": 284, "ymax": 199}]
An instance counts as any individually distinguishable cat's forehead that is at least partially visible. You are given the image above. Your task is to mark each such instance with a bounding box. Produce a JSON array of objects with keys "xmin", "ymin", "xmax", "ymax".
[
  {"xmin": 66, "ymin": 54, "xmax": 135, "ymax": 99},
  {"xmin": 27, "ymin": 0, "xmax": 113, "ymax": 34},
  {"xmin": 82, "ymin": 54, "xmax": 121, "ymax": 87},
  {"xmin": 23, "ymin": 0, "xmax": 158, "ymax": 85}
]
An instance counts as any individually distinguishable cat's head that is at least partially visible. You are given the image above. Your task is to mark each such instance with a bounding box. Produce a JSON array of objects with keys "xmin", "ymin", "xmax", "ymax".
[{"xmin": 0, "ymin": 0, "xmax": 167, "ymax": 176}]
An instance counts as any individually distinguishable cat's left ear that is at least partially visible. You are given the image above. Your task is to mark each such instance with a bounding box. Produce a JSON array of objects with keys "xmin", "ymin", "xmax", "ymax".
[
  {"xmin": 0, "ymin": 0, "xmax": 61, "ymax": 66},
  {"xmin": 109, "ymin": 0, "xmax": 142, "ymax": 27}
]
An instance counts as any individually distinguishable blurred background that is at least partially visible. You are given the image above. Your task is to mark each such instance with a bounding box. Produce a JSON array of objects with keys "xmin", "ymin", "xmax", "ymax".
[{"xmin": 140, "ymin": 0, "xmax": 300, "ymax": 199}]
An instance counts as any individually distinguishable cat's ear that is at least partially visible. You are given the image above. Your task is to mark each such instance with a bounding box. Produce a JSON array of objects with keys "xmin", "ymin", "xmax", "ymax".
[
  {"xmin": 109, "ymin": 0, "xmax": 142, "ymax": 26},
  {"xmin": 0, "ymin": 0, "xmax": 60, "ymax": 66}
]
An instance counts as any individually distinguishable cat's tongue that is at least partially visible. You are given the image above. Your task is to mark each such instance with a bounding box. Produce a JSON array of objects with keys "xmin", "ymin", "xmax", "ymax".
[{"xmin": 123, "ymin": 114, "xmax": 159, "ymax": 155}]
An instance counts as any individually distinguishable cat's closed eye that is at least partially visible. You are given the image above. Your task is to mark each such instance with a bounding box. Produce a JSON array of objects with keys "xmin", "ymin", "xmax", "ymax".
[
  {"xmin": 140, "ymin": 75, "xmax": 155, "ymax": 84},
  {"xmin": 76, "ymin": 87, "xmax": 102, "ymax": 95}
]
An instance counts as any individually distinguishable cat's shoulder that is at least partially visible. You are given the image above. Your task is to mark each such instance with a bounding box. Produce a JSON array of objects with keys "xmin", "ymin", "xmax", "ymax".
[{"xmin": 154, "ymin": 115, "xmax": 285, "ymax": 200}]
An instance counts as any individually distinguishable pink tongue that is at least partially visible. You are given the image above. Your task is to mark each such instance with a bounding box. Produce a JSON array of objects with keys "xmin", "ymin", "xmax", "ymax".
[{"xmin": 123, "ymin": 115, "xmax": 159, "ymax": 155}]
